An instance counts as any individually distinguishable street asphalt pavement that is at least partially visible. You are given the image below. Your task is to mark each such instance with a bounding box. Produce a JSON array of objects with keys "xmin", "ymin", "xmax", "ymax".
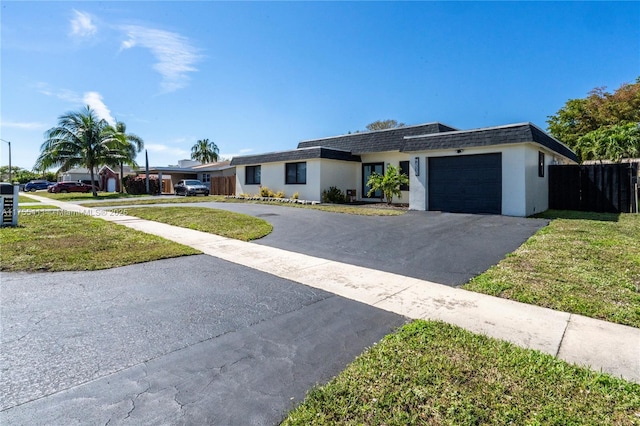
[{"xmin": 1, "ymin": 256, "xmax": 406, "ymax": 425}]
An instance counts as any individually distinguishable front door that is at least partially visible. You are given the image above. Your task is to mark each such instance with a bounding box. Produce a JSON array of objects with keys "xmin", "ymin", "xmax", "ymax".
[{"xmin": 363, "ymin": 163, "xmax": 384, "ymax": 199}]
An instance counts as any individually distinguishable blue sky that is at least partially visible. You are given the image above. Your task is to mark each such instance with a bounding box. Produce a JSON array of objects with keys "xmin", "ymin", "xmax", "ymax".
[{"xmin": 1, "ymin": 1, "xmax": 638, "ymax": 170}]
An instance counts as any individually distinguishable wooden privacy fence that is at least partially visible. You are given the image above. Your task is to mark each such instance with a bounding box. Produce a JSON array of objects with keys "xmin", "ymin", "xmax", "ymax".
[
  {"xmin": 209, "ymin": 175, "xmax": 235, "ymax": 196},
  {"xmin": 549, "ymin": 162, "xmax": 639, "ymax": 213}
]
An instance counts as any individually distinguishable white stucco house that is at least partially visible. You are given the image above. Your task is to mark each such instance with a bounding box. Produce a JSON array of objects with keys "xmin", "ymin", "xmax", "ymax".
[{"xmin": 230, "ymin": 122, "xmax": 578, "ymax": 217}]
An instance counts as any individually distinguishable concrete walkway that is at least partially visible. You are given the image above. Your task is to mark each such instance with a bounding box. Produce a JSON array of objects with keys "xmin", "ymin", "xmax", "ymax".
[{"xmin": 21, "ymin": 195, "xmax": 640, "ymax": 382}]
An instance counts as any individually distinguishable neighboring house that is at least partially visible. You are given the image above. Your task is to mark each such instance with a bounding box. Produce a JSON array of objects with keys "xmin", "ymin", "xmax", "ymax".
[
  {"xmin": 142, "ymin": 160, "xmax": 235, "ymax": 194},
  {"xmin": 230, "ymin": 122, "xmax": 578, "ymax": 217},
  {"xmin": 60, "ymin": 166, "xmax": 136, "ymax": 192},
  {"xmin": 98, "ymin": 166, "xmax": 120, "ymax": 192}
]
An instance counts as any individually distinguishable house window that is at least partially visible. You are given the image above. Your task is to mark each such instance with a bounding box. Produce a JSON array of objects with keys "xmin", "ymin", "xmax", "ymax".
[
  {"xmin": 202, "ymin": 173, "xmax": 210, "ymax": 183},
  {"xmin": 538, "ymin": 152, "xmax": 545, "ymax": 177},
  {"xmin": 399, "ymin": 161, "xmax": 409, "ymax": 191},
  {"xmin": 246, "ymin": 165, "xmax": 261, "ymax": 185},
  {"xmin": 285, "ymin": 162, "xmax": 306, "ymax": 184}
]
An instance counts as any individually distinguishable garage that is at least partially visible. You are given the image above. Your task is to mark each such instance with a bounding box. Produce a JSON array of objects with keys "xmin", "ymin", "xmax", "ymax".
[{"xmin": 428, "ymin": 153, "xmax": 502, "ymax": 214}]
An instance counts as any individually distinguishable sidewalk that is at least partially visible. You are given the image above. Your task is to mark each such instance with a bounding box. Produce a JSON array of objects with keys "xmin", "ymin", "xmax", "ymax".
[{"xmin": 23, "ymin": 195, "xmax": 640, "ymax": 383}]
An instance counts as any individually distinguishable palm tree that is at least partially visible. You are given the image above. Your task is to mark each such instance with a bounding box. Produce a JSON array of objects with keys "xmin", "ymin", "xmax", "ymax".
[
  {"xmin": 106, "ymin": 121, "xmax": 144, "ymax": 192},
  {"xmin": 190, "ymin": 139, "xmax": 219, "ymax": 164},
  {"xmin": 366, "ymin": 164, "xmax": 409, "ymax": 205},
  {"xmin": 35, "ymin": 106, "xmax": 116, "ymax": 196}
]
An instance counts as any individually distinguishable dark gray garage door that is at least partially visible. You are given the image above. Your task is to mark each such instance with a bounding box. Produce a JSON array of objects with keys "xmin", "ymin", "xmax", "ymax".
[{"xmin": 428, "ymin": 153, "xmax": 502, "ymax": 214}]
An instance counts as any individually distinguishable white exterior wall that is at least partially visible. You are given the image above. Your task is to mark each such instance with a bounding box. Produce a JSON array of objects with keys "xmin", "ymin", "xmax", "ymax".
[
  {"xmin": 235, "ymin": 166, "xmax": 248, "ymax": 195},
  {"xmin": 501, "ymin": 146, "xmax": 527, "ymax": 216},
  {"xmin": 523, "ymin": 143, "xmax": 574, "ymax": 216},
  {"xmin": 319, "ymin": 160, "xmax": 359, "ymax": 197},
  {"xmin": 359, "ymin": 152, "xmax": 410, "ymax": 202},
  {"xmin": 235, "ymin": 161, "xmax": 322, "ymax": 201},
  {"xmin": 408, "ymin": 143, "xmax": 575, "ymax": 217},
  {"xmin": 409, "ymin": 155, "xmax": 427, "ymax": 210}
]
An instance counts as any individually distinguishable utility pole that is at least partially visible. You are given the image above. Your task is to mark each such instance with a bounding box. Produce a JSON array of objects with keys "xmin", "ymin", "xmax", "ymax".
[{"xmin": 0, "ymin": 139, "xmax": 12, "ymax": 183}]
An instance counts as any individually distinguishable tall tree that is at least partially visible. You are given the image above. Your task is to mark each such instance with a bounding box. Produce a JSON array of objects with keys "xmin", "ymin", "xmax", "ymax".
[
  {"xmin": 106, "ymin": 121, "xmax": 144, "ymax": 192},
  {"xmin": 35, "ymin": 106, "xmax": 118, "ymax": 196},
  {"xmin": 366, "ymin": 119, "xmax": 405, "ymax": 131},
  {"xmin": 547, "ymin": 78, "xmax": 640, "ymax": 161},
  {"xmin": 190, "ymin": 139, "xmax": 219, "ymax": 164}
]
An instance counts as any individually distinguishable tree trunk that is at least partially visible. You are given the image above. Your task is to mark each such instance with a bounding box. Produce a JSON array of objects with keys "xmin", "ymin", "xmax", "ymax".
[{"xmin": 89, "ymin": 168, "xmax": 97, "ymax": 197}]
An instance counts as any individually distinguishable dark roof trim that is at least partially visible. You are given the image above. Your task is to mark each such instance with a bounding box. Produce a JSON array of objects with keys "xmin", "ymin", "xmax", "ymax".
[
  {"xmin": 401, "ymin": 122, "xmax": 578, "ymax": 162},
  {"xmin": 230, "ymin": 147, "xmax": 361, "ymax": 166},
  {"xmin": 296, "ymin": 122, "xmax": 458, "ymax": 154}
]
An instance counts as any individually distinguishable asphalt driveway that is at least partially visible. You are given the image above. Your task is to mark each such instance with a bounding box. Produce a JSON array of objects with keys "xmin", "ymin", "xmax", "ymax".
[
  {"xmin": 179, "ymin": 202, "xmax": 549, "ymax": 286},
  {"xmin": 0, "ymin": 256, "xmax": 406, "ymax": 425}
]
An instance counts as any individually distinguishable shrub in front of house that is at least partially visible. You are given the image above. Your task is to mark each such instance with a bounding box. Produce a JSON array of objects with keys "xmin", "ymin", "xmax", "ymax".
[
  {"xmin": 259, "ymin": 186, "xmax": 277, "ymax": 198},
  {"xmin": 123, "ymin": 175, "xmax": 160, "ymax": 195},
  {"xmin": 322, "ymin": 186, "xmax": 346, "ymax": 204}
]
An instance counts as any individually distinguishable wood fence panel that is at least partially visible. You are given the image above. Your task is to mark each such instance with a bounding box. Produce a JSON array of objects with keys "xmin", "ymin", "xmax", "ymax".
[
  {"xmin": 209, "ymin": 176, "xmax": 236, "ymax": 196},
  {"xmin": 549, "ymin": 162, "xmax": 639, "ymax": 213}
]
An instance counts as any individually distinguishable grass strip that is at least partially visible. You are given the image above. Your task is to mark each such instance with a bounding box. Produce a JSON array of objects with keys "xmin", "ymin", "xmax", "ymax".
[
  {"xmin": 83, "ymin": 196, "xmax": 405, "ymax": 216},
  {"xmin": 464, "ymin": 210, "xmax": 640, "ymax": 328},
  {"xmin": 18, "ymin": 195, "xmax": 39, "ymax": 203},
  {"xmin": 34, "ymin": 192, "xmax": 149, "ymax": 201},
  {"xmin": 120, "ymin": 206, "xmax": 273, "ymax": 241},
  {"xmin": 18, "ymin": 204, "xmax": 59, "ymax": 210},
  {"xmin": 283, "ymin": 320, "xmax": 640, "ymax": 425},
  {"xmin": 0, "ymin": 212, "xmax": 199, "ymax": 272},
  {"xmin": 82, "ymin": 196, "xmax": 222, "ymax": 207}
]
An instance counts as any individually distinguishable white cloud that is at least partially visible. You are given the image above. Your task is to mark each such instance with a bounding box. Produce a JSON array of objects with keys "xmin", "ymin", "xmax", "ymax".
[
  {"xmin": 145, "ymin": 143, "xmax": 190, "ymax": 157},
  {"xmin": 70, "ymin": 10, "xmax": 97, "ymax": 38},
  {"xmin": 83, "ymin": 92, "xmax": 115, "ymax": 126},
  {"xmin": 219, "ymin": 148, "xmax": 253, "ymax": 159},
  {"xmin": 0, "ymin": 120, "xmax": 46, "ymax": 130},
  {"xmin": 36, "ymin": 83, "xmax": 82, "ymax": 103},
  {"xmin": 119, "ymin": 25, "xmax": 201, "ymax": 93}
]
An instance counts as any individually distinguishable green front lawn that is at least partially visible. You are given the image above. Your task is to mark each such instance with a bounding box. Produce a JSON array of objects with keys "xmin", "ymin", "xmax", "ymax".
[
  {"xmin": 119, "ymin": 206, "xmax": 273, "ymax": 241},
  {"xmin": 283, "ymin": 320, "xmax": 640, "ymax": 425},
  {"xmin": 464, "ymin": 211, "xmax": 640, "ymax": 328},
  {"xmin": 36, "ymin": 191, "xmax": 149, "ymax": 201},
  {"xmin": 0, "ymin": 212, "xmax": 199, "ymax": 272}
]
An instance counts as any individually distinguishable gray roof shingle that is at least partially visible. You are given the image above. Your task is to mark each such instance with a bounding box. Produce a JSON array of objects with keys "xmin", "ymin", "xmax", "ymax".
[
  {"xmin": 401, "ymin": 123, "xmax": 578, "ymax": 162},
  {"xmin": 230, "ymin": 147, "xmax": 361, "ymax": 166},
  {"xmin": 296, "ymin": 122, "xmax": 458, "ymax": 153}
]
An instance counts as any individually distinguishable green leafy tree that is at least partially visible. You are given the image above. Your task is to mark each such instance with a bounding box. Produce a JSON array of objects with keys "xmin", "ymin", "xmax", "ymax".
[
  {"xmin": 547, "ymin": 78, "xmax": 640, "ymax": 161},
  {"xmin": 190, "ymin": 138, "xmax": 219, "ymax": 164},
  {"xmin": 576, "ymin": 122, "xmax": 640, "ymax": 162},
  {"xmin": 106, "ymin": 121, "xmax": 144, "ymax": 192},
  {"xmin": 366, "ymin": 119, "xmax": 406, "ymax": 131},
  {"xmin": 0, "ymin": 166, "xmax": 21, "ymax": 182},
  {"xmin": 366, "ymin": 164, "xmax": 409, "ymax": 205},
  {"xmin": 35, "ymin": 106, "xmax": 120, "ymax": 196}
]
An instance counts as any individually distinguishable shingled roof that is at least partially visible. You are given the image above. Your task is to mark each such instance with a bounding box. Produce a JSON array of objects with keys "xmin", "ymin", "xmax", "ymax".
[
  {"xmin": 401, "ymin": 123, "xmax": 578, "ymax": 162},
  {"xmin": 296, "ymin": 122, "xmax": 458, "ymax": 154},
  {"xmin": 230, "ymin": 147, "xmax": 361, "ymax": 166}
]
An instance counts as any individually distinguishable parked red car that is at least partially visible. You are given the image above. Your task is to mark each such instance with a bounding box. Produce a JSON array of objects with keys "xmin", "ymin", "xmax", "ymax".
[{"xmin": 48, "ymin": 181, "xmax": 92, "ymax": 193}]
